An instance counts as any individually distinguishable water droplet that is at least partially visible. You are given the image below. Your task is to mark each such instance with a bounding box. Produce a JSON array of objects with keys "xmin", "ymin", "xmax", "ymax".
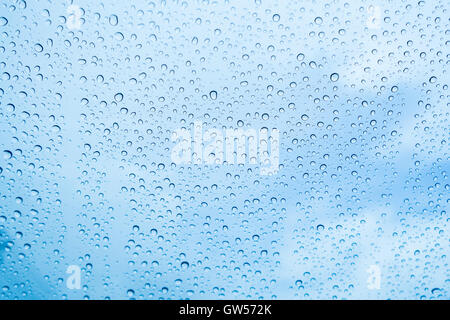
[
  {"xmin": 109, "ymin": 14, "xmax": 118, "ymax": 26},
  {"xmin": 330, "ymin": 73, "xmax": 339, "ymax": 82}
]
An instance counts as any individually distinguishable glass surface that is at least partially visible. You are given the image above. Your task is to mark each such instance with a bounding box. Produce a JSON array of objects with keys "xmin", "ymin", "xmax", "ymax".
[{"xmin": 0, "ymin": 0, "xmax": 448, "ymax": 300}]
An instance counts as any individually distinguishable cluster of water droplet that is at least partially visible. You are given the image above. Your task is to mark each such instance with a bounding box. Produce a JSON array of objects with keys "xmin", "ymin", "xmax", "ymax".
[{"xmin": 0, "ymin": 0, "xmax": 448, "ymax": 299}]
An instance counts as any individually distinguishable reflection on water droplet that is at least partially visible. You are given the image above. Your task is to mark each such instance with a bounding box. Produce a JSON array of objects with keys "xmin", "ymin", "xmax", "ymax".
[
  {"xmin": 3, "ymin": 150, "xmax": 12, "ymax": 160},
  {"xmin": 330, "ymin": 73, "xmax": 339, "ymax": 82},
  {"xmin": 109, "ymin": 14, "xmax": 118, "ymax": 26}
]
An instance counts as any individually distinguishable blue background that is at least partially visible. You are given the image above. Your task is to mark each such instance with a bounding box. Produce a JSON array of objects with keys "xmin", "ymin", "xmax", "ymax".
[{"xmin": 0, "ymin": 0, "xmax": 448, "ymax": 299}]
